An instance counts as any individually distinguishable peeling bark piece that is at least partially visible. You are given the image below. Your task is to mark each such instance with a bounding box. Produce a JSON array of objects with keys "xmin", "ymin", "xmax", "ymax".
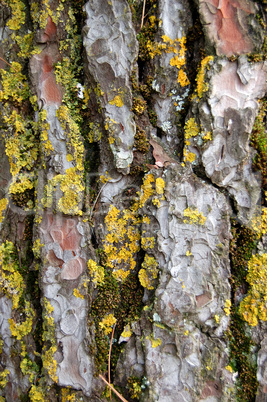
[
  {"xmin": 60, "ymin": 309, "xmax": 79, "ymax": 335},
  {"xmin": 60, "ymin": 228, "xmax": 82, "ymax": 251},
  {"xmin": 199, "ymin": 59, "xmax": 267, "ymax": 222},
  {"xmin": 199, "ymin": 0, "xmax": 261, "ymax": 56},
  {"xmin": 61, "ymin": 257, "xmax": 86, "ymax": 280},
  {"xmin": 47, "ymin": 249, "xmax": 64, "ymax": 267},
  {"xmin": 83, "ymin": 0, "xmax": 138, "ymax": 173},
  {"xmin": 150, "ymin": 138, "xmax": 177, "ymax": 166}
]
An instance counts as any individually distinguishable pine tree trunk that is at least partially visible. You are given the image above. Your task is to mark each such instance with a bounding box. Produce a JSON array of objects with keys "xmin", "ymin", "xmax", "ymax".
[{"xmin": 0, "ymin": 0, "xmax": 266, "ymax": 400}]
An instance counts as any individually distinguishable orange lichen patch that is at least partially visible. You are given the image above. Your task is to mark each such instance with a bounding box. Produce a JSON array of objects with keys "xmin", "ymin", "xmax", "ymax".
[
  {"xmin": 61, "ymin": 257, "xmax": 86, "ymax": 280},
  {"xmin": 201, "ymin": 0, "xmax": 255, "ymax": 55}
]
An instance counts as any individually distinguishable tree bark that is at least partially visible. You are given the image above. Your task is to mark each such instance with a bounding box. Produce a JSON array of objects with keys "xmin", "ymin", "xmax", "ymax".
[{"xmin": 0, "ymin": 0, "xmax": 266, "ymax": 400}]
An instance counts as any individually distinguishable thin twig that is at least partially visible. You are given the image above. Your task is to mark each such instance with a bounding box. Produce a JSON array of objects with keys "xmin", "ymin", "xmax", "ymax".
[
  {"xmin": 0, "ymin": 56, "xmax": 13, "ymax": 69},
  {"xmin": 0, "ymin": 57, "xmax": 19, "ymax": 72},
  {"xmin": 140, "ymin": 0, "xmax": 146, "ymax": 30},
  {"xmin": 89, "ymin": 180, "xmax": 109, "ymax": 220},
  {"xmin": 99, "ymin": 374, "xmax": 129, "ymax": 402},
  {"xmin": 108, "ymin": 322, "xmax": 116, "ymax": 399}
]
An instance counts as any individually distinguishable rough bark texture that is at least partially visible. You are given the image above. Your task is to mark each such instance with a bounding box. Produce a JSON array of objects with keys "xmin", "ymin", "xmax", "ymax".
[{"xmin": 0, "ymin": 0, "xmax": 267, "ymax": 401}]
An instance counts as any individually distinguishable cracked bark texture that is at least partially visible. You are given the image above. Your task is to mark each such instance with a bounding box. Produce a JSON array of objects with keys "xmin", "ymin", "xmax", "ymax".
[{"xmin": 0, "ymin": 0, "xmax": 266, "ymax": 401}]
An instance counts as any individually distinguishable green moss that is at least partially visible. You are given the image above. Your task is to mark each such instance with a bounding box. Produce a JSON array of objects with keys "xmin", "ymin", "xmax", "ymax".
[
  {"xmin": 227, "ymin": 309, "xmax": 258, "ymax": 401},
  {"xmin": 132, "ymin": 96, "xmax": 147, "ymax": 115},
  {"xmin": 91, "ymin": 268, "xmax": 143, "ymax": 374},
  {"xmin": 228, "ymin": 220, "xmax": 259, "ymax": 400},
  {"xmin": 229, "ymin": 220, "xmax": 258, "ymax": 290},
  {"xmin": 41, "ymin": 299, "xmax": 58, "ymax": 383},
  {"xmin": 127, "ymin": 376, "xmax": 142, "ymax": 400},
  {"xmin": 134, "ymin": 127, "xmax": 149, "ymax": 153}
]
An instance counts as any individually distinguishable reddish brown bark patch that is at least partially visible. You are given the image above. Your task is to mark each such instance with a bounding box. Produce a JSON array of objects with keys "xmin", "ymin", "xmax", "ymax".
[
  {"xmin": 61, "ymin": 257, "xmax": 86, "ymax": 280},
  {"xmin": 196, "ymin": 292, "xmax": 212, "ymax": 308},
  {"xmin": 47, "ymin": 249, "xmax": 64, "ymax": 267},
  {"xmin": 200, "ymin": 0, "xmax": 255, "ymax": 55},
  {"xmin": 41, "ymin": 15, "xmax": 57, "ymax": 43},
  {"xmin": 201, "ymin": 380, "xmax": 222, "ymax": 398}
]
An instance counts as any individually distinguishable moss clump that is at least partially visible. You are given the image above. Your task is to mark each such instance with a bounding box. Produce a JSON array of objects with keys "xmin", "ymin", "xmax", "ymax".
[
  {"xmin": 91, "ymin": 268, "xmax": 144, "ymax": 374},
  {"xmin": 127, "ymin": 376, "xmax": 142, "ymax": 400},
  {"xmin": 132, "ymin": 96, "xmax": 147, "ymax": 115},
  {"xmin": 229, "ymin": 220, "xmax": 258, "ymax": 290},
  {"xmin": 228, "ymin": 220, "xmax": 259, "ymax": 400},
  {"xmin": 134, "ymin": 128, "xmax": 149, "ymax": 153},
  {"xmin": 227, "ymin": 309, "xmax": 258, "ymax": 401}
]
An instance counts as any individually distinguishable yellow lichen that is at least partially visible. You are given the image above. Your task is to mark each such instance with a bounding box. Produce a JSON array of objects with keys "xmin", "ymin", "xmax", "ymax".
[
  {"xmin": 6, "ymin": 0, "xmax": 25, "ymax": 31},
  {"xmin": 9, "ymin": 174, "xmax": 34, "ymax": 195},
  {"xmin": 196, "ymin": 56, "xmax": 214, "ymax": 99},
  {"xmin": 183, "ymin": 150, "xmax": 196, "ymax": 163},
  {"xmin": 184, "ymin": 118, "xmax": 199, "ymax": 139},
  {"xmin": 32, "ymin": 239, "xmax": 44, "ymax": 259},
  {"xmin": 99, "ymin": 314, "xmax": 116, "ymax": 335},
  {"xmin": 139, "ymin": 173, "xmax": 155, "ymax": 207},
  {"xmin": 141, "ymin": 236, "xmax": 155, "ymax": 250},
  {"xmin": 29, "ymin": 385, "xmax": 45, "ymax": 402},
  {"xmin": 73, "ymin": 288, "xmax": 84, "ymax": 299},
  {"xmin": 177, "ymin": 69, "xmax": 190, "ymax": 87},
  {"xmin": 42, "ymin": 346, "xmax": 58, "ymax": 382},
  {"xmin": 146, "ymin": 335, "xmax": 161, "ymax": 348},
  {"xmin": 51, "ymin": 167, "xmax": 84, "ymax": 215},
  {"xmin": 225, "ymin": 365, "xmax": 234, "ymax": 373},
  {"xmin": 61, "ymin": 388, "xmax": 76, "ymax": 402},
  {"xmin": 239, "ymin": 253, "xmax": 267, "ymax": 326},
  {"xmin": 155, "ymin": 177, "xmax": 165, "ymax": 195},
  {"xmin": 0, "ymin": 369, "xmax": 10, "ymax": 389},
  {"xmin": 0, "ymin": 199, "xmax": 8, "ymax": 223},
  {"xmin": 138, "ymin": 254, "xmax": 158, "ymax": 290},
  {"xmin": 214, "ymin": 315, "xmax": 220, "ymax": 324},
  {"xmin": 203, "ymin": 131, "xmax": 212, "ymax": 141},
  {"xmin": 183, "ymin": 207, "xmax": 206, "ymax": 225},
  {"xmin": 87, "ymin": 259, "xmax": 105, "ymax": 286},
  {"xmin": 0, "ymin": 241, "xmax": 24, "ymax": 309},
  {"xmin": 121, "ymin": 324, "xmax": 132, "ymax": 338},
  {"xmin": 109, "ymin": 95, "xmax": 124, "ymax": 107},
  {"xmin": 56, "ymin": 105, "xmax": 84, "ymax": 172},
  {"xmin": 9, "ymin": 301, "xmax": 34, "ymax": 340},
  {"xmin": 103, "ymin": 205, "xmax": 140, "ymax": 279},
  {"xmin": 224, "ymin": 299, "xmax": 231, "ymax": 316}
]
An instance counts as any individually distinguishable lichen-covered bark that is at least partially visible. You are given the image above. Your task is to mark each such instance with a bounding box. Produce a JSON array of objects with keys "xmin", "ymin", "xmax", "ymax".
[{"xmin": 0, "ymin": 0, "xmax": 266, "ymax": 401}]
